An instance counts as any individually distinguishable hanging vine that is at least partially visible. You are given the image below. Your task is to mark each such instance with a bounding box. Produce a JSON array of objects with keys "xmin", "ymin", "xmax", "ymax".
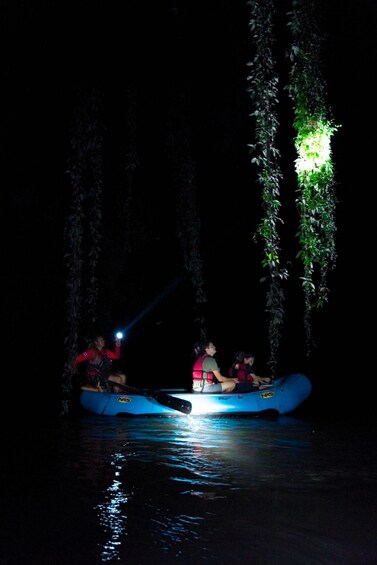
[
  {"xmin": 246, "ymin": 0, "xmax": 288, "ymax": 375},
  {"xmin": 61, "ymin": 144, "xmax": 85, "ymax": 414},
  {"xmin": 85, "ymin": 93, "xmax": 104, "ymax": 323},
  {"xmin": 165, "ymin": 94, "xmax": 208, "ymax": 341},
  {"xmin": 175, "ymin": 155, "xmax": 208, "ymax": 340},
  {"xmin": 287, "ymin": 0, "xmax": 339, "ymax": 353},
  {"xmin": 61, "ymin": 89, "xmax": 104, "ymax": 415}
]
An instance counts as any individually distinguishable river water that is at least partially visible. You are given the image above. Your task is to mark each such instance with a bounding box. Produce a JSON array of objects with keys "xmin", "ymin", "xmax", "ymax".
[{"xmin": 2, "ymin": 411, "xmax": 377, "ymax": 565}]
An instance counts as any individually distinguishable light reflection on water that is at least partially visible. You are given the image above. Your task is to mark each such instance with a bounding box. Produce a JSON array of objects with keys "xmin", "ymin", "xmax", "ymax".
[{"xmin": 4, "ymin": 415, "xmax": 377, "ymax": 564}]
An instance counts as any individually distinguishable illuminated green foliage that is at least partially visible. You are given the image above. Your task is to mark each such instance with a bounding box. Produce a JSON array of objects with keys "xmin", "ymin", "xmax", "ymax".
[
  {"xmin": 247, "ymin": 0, "xmax": 339, "ymax": 365},
  {"xmin": 287, "ymin": 0, "xmax": 339, "ymax": 352}
]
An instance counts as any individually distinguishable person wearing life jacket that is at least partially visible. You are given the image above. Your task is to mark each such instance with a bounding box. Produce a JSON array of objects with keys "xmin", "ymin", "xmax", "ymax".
[
  {"xmin": 229, "ymin": 351, "xmax": 272, "ymax": 392},
  {"xmin": 192, "ymin": 341, "xmax": 238, "ymax": 393},
  {"xmin": 73, "ymin": 333, "xmax": 126, "ymax": 392},
  {"xmin": 228, "ymin": 351, "xmax": 254, "ymax": 393}
]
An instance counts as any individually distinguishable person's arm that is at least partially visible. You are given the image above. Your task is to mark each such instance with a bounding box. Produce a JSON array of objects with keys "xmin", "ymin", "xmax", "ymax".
[
  {"xmin": 213, "ymin": 369, "xmax": 238, "ymax": 384},
  {"xmin": 106, "ymin": 342, "xmax": 122, "ymax": 360},
  {"xmin": 73, "ymin": 349, "xmax": 93, "ymax": 366},
  {"xmin": 228, "ymin": 362, "xmax": 239, "ymax": 377},
  {"xmin": 204, "ymin": 356, "xmax": 238, "ymax": 384},
  {"xmin": 249, "ymin": 370, "xmax": 271, "ymax": 385}
]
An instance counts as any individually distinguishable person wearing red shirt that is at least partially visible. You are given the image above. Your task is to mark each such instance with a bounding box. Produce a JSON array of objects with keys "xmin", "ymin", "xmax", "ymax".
[{"xmin": 73, "ymin": 334, "xmax": 126, "ymax": 392}]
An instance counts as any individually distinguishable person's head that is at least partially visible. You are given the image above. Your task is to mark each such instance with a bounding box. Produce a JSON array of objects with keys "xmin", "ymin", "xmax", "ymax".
[
  {"xmin": 192, "ymin": 341, "xmax": 204, "ymax": 357},
  {"xmin": 234, "ymin": 351, "xmax": 245, "ymax": 363},
  {"xmin": 243, "ymin": 353, "xmax": 255, "ymax": 365},
  {"xmin": 93, "ymin": 335, "xmax": 105, "ymax": 350},
  {"xmin": 233, "ymin": 351, "xmax": 255, "ymax": 364},
  {"xmin": 203, "ymin": 341, "xmax": 217, "ymax": 357}
]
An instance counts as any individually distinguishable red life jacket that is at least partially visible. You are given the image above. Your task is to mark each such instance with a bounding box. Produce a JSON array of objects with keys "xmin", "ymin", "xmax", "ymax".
[
  {"xmin": 192, "ymin": 354, "xmax": 215, "ymax": 385},
  {"xmin": 229, "ymin": 362, "xmax": 251, "ymax": 383}
]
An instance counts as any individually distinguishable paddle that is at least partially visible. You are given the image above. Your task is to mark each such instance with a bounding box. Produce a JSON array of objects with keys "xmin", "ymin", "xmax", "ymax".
[{"xmin": 110, "ymin": 382, "xmax": 192, "ymax": 415}]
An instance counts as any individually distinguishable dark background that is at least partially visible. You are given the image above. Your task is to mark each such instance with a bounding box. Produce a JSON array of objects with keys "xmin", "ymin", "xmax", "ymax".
[{"xmin": 2, "ymin": 0, "xmax": 375, "ymax": 417}]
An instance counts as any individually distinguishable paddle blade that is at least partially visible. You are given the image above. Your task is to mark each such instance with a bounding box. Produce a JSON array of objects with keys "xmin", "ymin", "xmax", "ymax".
[{"xmin": 153, "ymin": 392, "xmax": 192, "ymax": 415}]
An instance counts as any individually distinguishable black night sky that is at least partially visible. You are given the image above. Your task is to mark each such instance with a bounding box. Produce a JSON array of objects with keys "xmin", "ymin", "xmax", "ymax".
[{"xmin": 3, "ymin": 0, "xmax": 375, "ymax": 417}]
